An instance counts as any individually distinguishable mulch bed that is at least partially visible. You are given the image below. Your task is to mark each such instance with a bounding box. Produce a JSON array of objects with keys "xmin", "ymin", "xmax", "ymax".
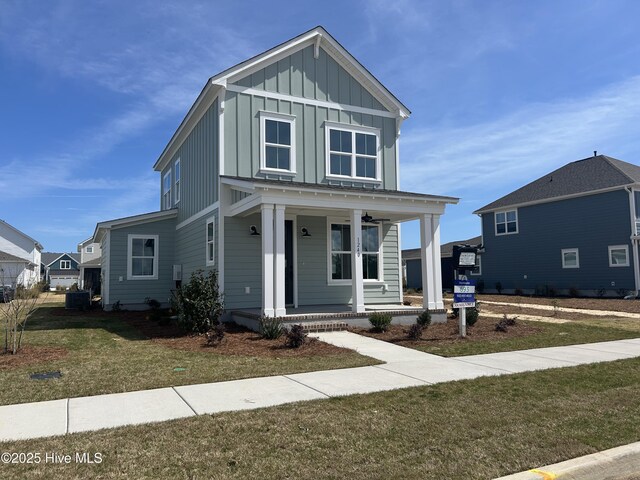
[
  {"xmin": 124, "ymin": 316, "xmax": 358, "ymax": 358},
  {"xmin": 0, "ymin": 346, "xmax": 68, "ymax": 370},
  {"xmin": 479, "ymin": 303, "xmax": 611, "ymax": 321},
  {"xmin": 350, "ymin": 317, "xmax": 542, "ymax": 347}
]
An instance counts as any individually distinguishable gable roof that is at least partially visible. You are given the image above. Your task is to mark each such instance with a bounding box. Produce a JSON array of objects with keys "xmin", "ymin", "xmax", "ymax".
[
  {"xmin": 474, "ymin": 155, "xmax": 640, "ymax": 214},
  {"xmin": 0, "ymin": 250, "xmax": 34, "ymax": 264},
  {"xmin": 41, "ymin": 252, "xmax": 81, "ymax": 267},
  {"xmin": 0, "ymin": 219, "xmax": 43, "ymax": 251},
  {"xmin": 402, "ymin": 235, "xmax": 482, "ymax": 261},
  {"xmin": 154, "ymin": 26, "xmax": 410, "ymax": 172}
]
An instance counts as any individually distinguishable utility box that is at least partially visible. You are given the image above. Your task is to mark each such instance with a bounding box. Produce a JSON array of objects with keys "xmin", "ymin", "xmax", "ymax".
[{"xmin": 65, "ymin": 291, "xmax": 91, "ymax": 310}]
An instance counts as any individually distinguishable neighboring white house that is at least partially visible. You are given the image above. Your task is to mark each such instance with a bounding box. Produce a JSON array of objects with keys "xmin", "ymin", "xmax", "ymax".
[
  {"xmin": 77, "ymin": 237, "xmax": 102, "ymax": 292},
  {"xmin": 0, "ymin": 219, "xmax": 43, "ymax": 287}
]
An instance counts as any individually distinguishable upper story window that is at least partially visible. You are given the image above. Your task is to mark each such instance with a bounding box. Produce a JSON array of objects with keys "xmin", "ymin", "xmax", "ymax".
[
  {"xmin": 325, "ymin": 122, "xmax": 380, "ymax": 182},
  {"xmin": 174, "ymin": 159, "xmax": 181, "ymax": 204},
  {"xmin": 60, "ymin": 260, "xmax": 71, "ymax": 269},
  {"xmin": 495, "ymin": 209, "xmax": 518, "ymax": 235},
  {"xmin": 127, "ymin": 235, "xmax": 159, "ymax": 280},
  {"xmin": 561, "ymin": 248, "xmax": 579, "ymax": 269},
  {"xmin": 163, "ymin": 171, "xmax": 172, "ymax": 210},
  {"xmin": 609, "ymin": 245, "xmax": 629, "ymax": 267},
  {"xmin": 260, "ymin": 112, "xmax": 296, "ymax": 175},
  {"xmin": 86, "ymin": 246, "xmax": 94, "ymax": 254}
]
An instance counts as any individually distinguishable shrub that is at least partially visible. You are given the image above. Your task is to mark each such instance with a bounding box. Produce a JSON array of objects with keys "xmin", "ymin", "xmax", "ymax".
[
  {"xmin": 369, "ymin": 312, "xmax": 392, "ymax": 332},
  {"xmin": 111, "ymin": 300, "xmax": 121, "ymax": 311},
  {"xmin": 617, "ymin": 288, "xmax": 629, "ymax": 298},
  {"xmin": 15, "ymin": 285, "xmax": 40, "ymax": 299},
  {"xmin": 205, "ymin": 323, "xmax": 226, "ymax": 346},
  {"xmin": 595, "ymin": 287, "xmax": 606, "ymax": 298},
  {"xmin": 495, "ymin": 314, "xmax": 517, "ymax": 332},
  {"xmin": 145, "ymin": 297, "xmax": 162, "ymax": 322},
  {"xmin": 285, "ymin": 324, "xmax": 307, "ymax": 348},
  {"xmin": 260, "ymin": 316, "xmax": 283, "ymax": 339},
  {"xmin": 466, "ymin": 306, "xmax": 479, "ymax": 327},
  {"xmin": 495, "ymin": 282, "xmax": 503, "ymax": 294},
  {"xmin": 69, "ymin": 283, "xmax": 80, "ymax": 292},
  {"xmin": 170, "ymin": 269, "xmax": 224, "ymax": 334},
  {"xmin": 476, "ymin": 279, "xmax": 485, "ymax": 294},
  {"xmin": 407, "ymin": 323, "xmax": 423, "ymax": 340},
  {"xmin": 514, "ymin": 287, "xmax": 523, "ymax": 296},
  {"xmin": 416, "ymin": 310, "xmax": 431, "ymax": 328}
]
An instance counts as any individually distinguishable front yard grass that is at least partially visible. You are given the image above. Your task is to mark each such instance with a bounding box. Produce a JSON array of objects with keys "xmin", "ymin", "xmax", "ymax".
[
  {"xmin": 3, "ymin": 357, "xmax": 640, "ymax": 479},
  {"xmin": 0, "ymin": 303, "xmax": 377, "ymax": 406}
]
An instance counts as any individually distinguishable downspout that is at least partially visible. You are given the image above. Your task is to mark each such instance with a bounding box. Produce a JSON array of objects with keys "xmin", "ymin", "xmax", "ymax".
[{"xmin": 625, "ymin": 186, "xmax": 640, "ymax": 296}]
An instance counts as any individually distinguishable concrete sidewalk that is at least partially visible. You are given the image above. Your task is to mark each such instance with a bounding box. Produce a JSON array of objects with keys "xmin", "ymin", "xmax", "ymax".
[{"xmin": 1, "ymin": 333, "xmax": 640, "ymax": 442}]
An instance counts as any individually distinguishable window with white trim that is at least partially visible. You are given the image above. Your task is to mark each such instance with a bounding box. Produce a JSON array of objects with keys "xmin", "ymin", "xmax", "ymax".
[
  {"xmin": 325, "ymin": 123, "xmax": 380, "ymax": 181},
  {"xmin": 495, "ymin": 210, "xmax": 518, "ymax": 235},
  {"xmin": 609, "ymin": 245, "xmax": 629, "ymax": 267},
  {"xmin": 174, "ymin": 159, "xmax": 181, "ymax": 204},
  {"xmin": 329, "ymin": 222, "xmax": 381, "ymax": 282},
  {"xmin": 86, "ymin": 246, "xmax": 94, "ymax": 254},
  {"xmin": 561, "ymin": 248, "xmax": 579, "ymax": 269},
  {"xmin": 260, "ymin": 112, "xmax": 295, "ymax": 174},
  {"xmin": 163, "ymin": 171, "xmax": 172, "ymax": 209},
  {"xmin": 127, "ymin": 235, "xmax": 159, "ymax": 280},
  {"xmin": 60, "ymin": 260, "xmax": 71, "ymax": 269},
  {"xmin": 470, "ymin": 256, "xmax": 482, "ymax": 275},
  {"xmin": 206, "ymin": 217, "xmax": 215, "ymax": 266}
]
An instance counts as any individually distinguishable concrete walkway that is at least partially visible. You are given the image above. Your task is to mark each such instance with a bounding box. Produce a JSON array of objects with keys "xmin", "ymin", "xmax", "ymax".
[{"xmin": 2, "ymin": 333, "xmax": 640, "ymax": 442}]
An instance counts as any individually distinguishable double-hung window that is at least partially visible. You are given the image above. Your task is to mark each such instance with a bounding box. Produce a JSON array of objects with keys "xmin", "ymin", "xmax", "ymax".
[
  {"xmin": 163, "ymin": 171, "xmax": 172, "ymax": 209},
  {"xmin": 329, "ymin": 222, "xmax": 381, "ymax": 282},
  {"xmin": 127, "ymin": 235, "xmax": 159, "ymax": 280},
  {"xmin": 326, "ymin": 123, "xmax": 380, "ymax": 181},
  {"xmin": 174, "ymin": 159, "xmax": 181, "ymax": 204},
  {"xmin": 260, "ymin": 112, "xmax": 296, "ymax": 174},
  {"xmin": 206, "ymin": 217, "xmax": 215, "ymax": 266},
  {"xmin": 495, "ymin": 210, "xmax": 518, "ymax": 235},
  {"xmin": 60, "ymin": 260, "xmax": 71, "ymax": 269}
]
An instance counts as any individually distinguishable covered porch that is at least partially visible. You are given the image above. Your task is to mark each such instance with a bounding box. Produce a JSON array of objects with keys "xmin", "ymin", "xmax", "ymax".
[{"xmin": 221, "ymin": 176, "xmax": 458, "ymax": 321}]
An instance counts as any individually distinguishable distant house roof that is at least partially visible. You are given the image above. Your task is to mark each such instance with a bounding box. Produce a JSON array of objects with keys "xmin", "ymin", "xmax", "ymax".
[
  {"xmin": 474, "ymin": 155, "xmax": 640, "ymax": 214},
  {"xmin": 41, "ymin": 252, "xmax": 81, "ymax": 266},
  {"xmin": 49, "ymin": 270, "xmax": 80, "ymax": 277},
  {"xmin": 402, "ymin": 236, "xmax": 482, "ymax": 261},
  {"xmin": 0, "ymin": 219, "xmax": 43, "ymax": 250},
  {"xmin": 0, "ymin": 250, "xmax": 34, "ymax": 264}
]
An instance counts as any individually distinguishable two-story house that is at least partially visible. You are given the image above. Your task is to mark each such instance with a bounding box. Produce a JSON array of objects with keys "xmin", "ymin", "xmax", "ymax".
[
  {"xmin": 77, "ymin": 238, "xmax": 102, "ymax": 293},
  {"xmin": 91, "ymin": 27, "xmax": 457, "ymax": 325},
  {"xmin": 474, "ymin": 153, "xmax": 640, "ymax": 296},
  {"xmin": 42, "ymin": 252, "xmax": 81, "ymax": 290},
  {"xmin": 0, "ymin": 219, "xmax": 42, "ymax": 287}
]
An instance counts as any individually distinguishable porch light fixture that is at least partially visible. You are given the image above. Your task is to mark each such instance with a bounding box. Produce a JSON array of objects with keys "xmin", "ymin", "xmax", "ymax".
[
  {"xmin": 249, "ymin": 225, "xmax": 260, "ymax": 236},
  {"xmin": 301, "ymin": 227, "xmax": 311, "ymax": 237}
]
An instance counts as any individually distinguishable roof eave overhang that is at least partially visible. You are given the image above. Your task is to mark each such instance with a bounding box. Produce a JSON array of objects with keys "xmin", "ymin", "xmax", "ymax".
[{"xmin": 92, "ymin": 209, "xmax": 178, "ymax": 243}]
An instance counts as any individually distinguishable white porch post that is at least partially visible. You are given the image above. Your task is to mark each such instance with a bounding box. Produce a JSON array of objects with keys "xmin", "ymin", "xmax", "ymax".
[
  {"xmin": 431, "ymin": 214, "xmax": 444, "ymax": 309},
  {"xmin": 261, "ymin": 203, "xmax": 274, "ymax": 317},
  {"xmin": 274, "ymin": 204, "xmax": 286, "ymax": 316},
  {"xmin": 420, "ymin": 213, "xmax": 436, "ymax": 310},
  {"xmin": 351, "ymin": 209, "xmax": 365, "ymax": 313}
]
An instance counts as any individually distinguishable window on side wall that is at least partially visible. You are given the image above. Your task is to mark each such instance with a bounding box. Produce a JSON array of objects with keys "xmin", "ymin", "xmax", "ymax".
[
  {"xmin": 495, "ymin": 210, "xmax": 518, "ymax": 235},
  {"xmin": 163, "ymin": 171, "xmax": 172, "ymax": 210},
  {"xmin": 561, "ymin": 248, "xmax": 579, "ymax": 269},
  {"xmin": 609, "ymin": 245, "xmax": 629, "ymax": 267},
  {"xmin": 325, "ymin": 123, "xmax": 380, "ymax": 182},
  {"xmin": 86, "ymin": 246, "xmax": 94, "ymax": 254},
  {"xmin": 174, "ymin": 159, "xmax": 181, "ymax": 204},
  {"xmin": 260, "ymin": 112, "xmax": 296, "ymax": 174},
  {"xmin": 127, "ymin": 235, "xmax": 159, "ymax": 280},
  {"xmin": 329, "ymin": 222, "xmax": 381, "ymax": 283},
  {"xmin": 206, "ymin": 217, "xmax": 215, "ymax": 266}
]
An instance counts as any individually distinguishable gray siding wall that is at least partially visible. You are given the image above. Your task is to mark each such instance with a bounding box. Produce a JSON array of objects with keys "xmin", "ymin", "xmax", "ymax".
[
  {"xmin": 107, "ymin": 219, "xmax": 176, "ymax": 308},
  {"xmin": 174, "ymin": 210, "xmax": 219, "ymax": 282},
  {"xmin": 161, "ymin": 99, "xmax": 219, "ymax": 223},
  {"xmin": 225, "ymin": 46, "xmax": 397, "ymax": 190},
  {"xmin": 479, "ymin": 190, "xmax": 635, "ymax": 292},
  {"xmin": 224, "ymin": 214, "xmax": 262, "ymax": 309}
]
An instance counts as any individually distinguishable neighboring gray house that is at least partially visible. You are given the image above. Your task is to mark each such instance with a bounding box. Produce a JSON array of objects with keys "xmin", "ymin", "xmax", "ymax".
[
  {"xmin": 0, "ymin": 219, "xmax": 43, "ymax": 287},
  {"xmin": 91, "ymin": 27, "xmax": 458, "ymax": 322},
  {"xmin": 404, "ymin": 235, "xmax": 482, "ymax": 291},
  {"xmin": 77, "ymin": 238, "xmax": 102, "ymax": 293},
  {"xmin": 42, "ymin": 252, "xmax": 81, "ymax": 290},
  {"xmin": 474, "ymin": 154, "xmax": 640, "ymax": 296}
]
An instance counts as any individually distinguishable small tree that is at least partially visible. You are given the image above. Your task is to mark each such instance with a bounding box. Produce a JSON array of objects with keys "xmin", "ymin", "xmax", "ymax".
[
  {"xmin": 170, "ymin": 270, "xmax": 224, "ymax": 334},
  {"xmin": 1, "ymin": 267, "xmax": 42, "ymax": 354}
]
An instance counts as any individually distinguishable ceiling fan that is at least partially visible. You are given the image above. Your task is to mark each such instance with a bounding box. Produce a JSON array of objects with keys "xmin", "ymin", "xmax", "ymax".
[{"xmin": 361, "ymin": 212, "xmax": 390, "ymax": 224}]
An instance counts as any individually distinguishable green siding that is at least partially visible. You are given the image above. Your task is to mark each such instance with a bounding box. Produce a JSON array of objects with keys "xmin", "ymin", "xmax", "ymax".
[
  {"xmin": 174, "ymin": 210, "xmax": 219, "ymax": 282},
  {"xmin": 224, "ymin": 214, "xmax": 262, "ymax": 309},
  {"xmin": 161, "ymin": 99, "xmax": 219, "ymax": 223},
  {"xmin": 107, "ymin": 218, "xmax": 176, "ymax": 308}
]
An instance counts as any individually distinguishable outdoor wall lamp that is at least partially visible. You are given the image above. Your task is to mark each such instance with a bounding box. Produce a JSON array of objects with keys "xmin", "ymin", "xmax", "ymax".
[
  {"xmin": 301, "ymin": 227, "xmax": 311, "ymax": 237},
  {"xmin": 249, "ymin": 225, "xmax": 260, "ymax": 236}
]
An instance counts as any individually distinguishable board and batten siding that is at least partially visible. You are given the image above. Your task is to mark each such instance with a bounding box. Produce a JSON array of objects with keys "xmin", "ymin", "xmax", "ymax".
[
  {"xmin": 224, "ymin": 214, "xmax": 262, "ymax": 309},
  {"xmin": 225, "ymin": 46, "xmax": 397, "ymax": 190},
  {"xmin": 107, "ymin": 219, "xmax": 176, "ymax": 308},
  {"xmin": 480, "ymin": 190, "xmax": 635, "ymax": 292},
  {"xmin": 174, "ymin": 210, "xmax": 219, "ymax": 282},
  {"xmin": 161, "ymin": 99, "xmax": 219, "ymax": 223}
]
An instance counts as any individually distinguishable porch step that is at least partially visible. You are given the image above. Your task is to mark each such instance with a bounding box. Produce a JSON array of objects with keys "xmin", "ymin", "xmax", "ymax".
[{"xmin": 298, "ymin": 321, "xmax": 349, "ymax": 333}]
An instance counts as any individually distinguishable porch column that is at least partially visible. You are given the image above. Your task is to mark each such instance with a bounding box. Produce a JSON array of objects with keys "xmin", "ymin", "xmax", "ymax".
[
  {"xmin": 431, "ymin": 214, "xmax": 444, "ymax": 309},
  {"xmin": 274, "ymin": 204, "xmax": 287, "ymax": 316},
  {"xmin": 261, "ymin": 203, "xmax": 274, "ymax": 317},
  {"xmin": 351, "ymin": 209, "xmax": 365, "ymax": 313},
  {"xmin": 420, "ymin": 213, "xmax": 436, "ymax": 310}
]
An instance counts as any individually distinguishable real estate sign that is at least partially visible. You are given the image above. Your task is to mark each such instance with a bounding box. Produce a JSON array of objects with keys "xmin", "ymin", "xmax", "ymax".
[{"xmin": 453, "ymin": 280, "xmax": 476, "ymax": 308}]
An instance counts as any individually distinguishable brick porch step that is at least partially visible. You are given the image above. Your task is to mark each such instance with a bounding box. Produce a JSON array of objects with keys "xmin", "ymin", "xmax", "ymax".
[{"xmin": 297, "ymin": 321, "xmax": 349, "ymax": 333}]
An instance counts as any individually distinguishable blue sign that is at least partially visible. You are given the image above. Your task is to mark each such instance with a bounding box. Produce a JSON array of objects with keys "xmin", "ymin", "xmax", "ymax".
[{"xmin": 453, "ymin": 279, "xmax": 476, "ymax": 307}]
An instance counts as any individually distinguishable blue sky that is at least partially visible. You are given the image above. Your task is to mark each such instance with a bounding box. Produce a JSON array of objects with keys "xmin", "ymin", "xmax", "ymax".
[{"xmin": 1, "ymin": 0, "xmax": 640, "ymax": 253}]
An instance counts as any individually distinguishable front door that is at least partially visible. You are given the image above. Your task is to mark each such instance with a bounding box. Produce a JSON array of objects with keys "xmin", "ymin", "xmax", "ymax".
[{"xmin": 285, "ymin": 220, "xmax": 294, "ymax": 305}]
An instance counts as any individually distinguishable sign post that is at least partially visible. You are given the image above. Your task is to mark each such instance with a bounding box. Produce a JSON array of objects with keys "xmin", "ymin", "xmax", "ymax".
[{"xmin": 453, "ymin": 279, "xmax": 476, "ymax": 338}]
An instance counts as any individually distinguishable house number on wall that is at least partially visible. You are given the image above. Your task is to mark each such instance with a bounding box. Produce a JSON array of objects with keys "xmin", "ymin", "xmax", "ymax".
[{"xmin": 356, "ymin": 238, "xmax": 361, "ymax": 258}]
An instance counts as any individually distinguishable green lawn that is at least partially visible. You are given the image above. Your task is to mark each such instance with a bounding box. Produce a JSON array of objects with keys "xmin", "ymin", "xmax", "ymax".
[
  {"xmin": 415, "ymin": 319, "xmax": 640, "ymax": 357},
  {"xmin": 2, "ymin": 358, "xmax": 639, "ymax": 479},
  {"xmin": 0, "ymin": 303, "xmax": 376, "ymax": 406}
]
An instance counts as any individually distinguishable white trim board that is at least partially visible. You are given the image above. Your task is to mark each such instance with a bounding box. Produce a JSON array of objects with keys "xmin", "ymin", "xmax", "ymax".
[{"xmin": 175, "ymin": 202, "xmax": 220, "ymax": 230}]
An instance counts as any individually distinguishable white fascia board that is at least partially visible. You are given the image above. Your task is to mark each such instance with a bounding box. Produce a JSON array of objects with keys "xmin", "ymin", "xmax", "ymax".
[
  {"xmin": 474, "ymin": 183, "xmax": 635, "ymax": 215},
  {"xmin": 45, "ymin": 253, "xmax": 73, "ymax": 267}
]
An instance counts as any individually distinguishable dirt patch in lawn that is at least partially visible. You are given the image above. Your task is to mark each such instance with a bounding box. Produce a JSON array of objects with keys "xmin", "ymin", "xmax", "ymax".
[
  {"xmin": 126, "ymin": 317, "xmax": 358, "ymax": 358},
  {"xmin": 479, "ymin": 303, "xmax": 614, "ymax": 321},
  {"xmin": 477, "ymin": 294, "xmax": 640, "ymax": 314},
  {"xmin": 0, "ymin": 346, "xmax": 68, "ymax": 370},
  {"xmin": 350, "ymin": 317, "xmax": 542, "ymax": 347}
]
